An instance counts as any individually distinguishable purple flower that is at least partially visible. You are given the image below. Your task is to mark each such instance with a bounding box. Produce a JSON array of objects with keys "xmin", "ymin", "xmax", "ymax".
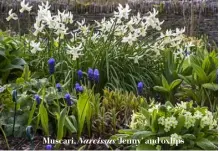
[
  {"xmin": 87, "ymin": 68, "xmax": 94, "ymax": 81},
  {"xmin": 35, "ymin": 94, "xmax": 40, "ymax": 105},
  {"xmin": 75, "ymin": 82, "xmax": 84, "ymax": 93},
  {"xmin": 45, "ymin": 144, "xmax": 52, "ymax": 150},
  {"xmin": 56, "ymin": 83, "xmax": 62, "ymax": 92},
  {"xmin": 64, "ymin": 93, "xmax": 71, "ymax": 102},
  {"xmin": 64, "ymin": 93, "xmax": 72, "ymax": 106},
  {"xmin": 94, "ymin": 69, "xmax": 99, "ymax": 83},
  {"xmin": 48, "ymin": 58, "xmax": 55, "ymax": 74},
  {"xmin": 137, "ymin": 82, "xmax": 144, "ymax": 95},
  {"xmin": 77, "ymin": 69, "xmax": 83, "ymax": 80}
]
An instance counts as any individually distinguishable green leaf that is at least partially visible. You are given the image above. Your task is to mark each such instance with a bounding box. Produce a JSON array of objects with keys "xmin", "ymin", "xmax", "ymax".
[
  {"xmin": 65, "ymin": 116, "xmax": 77, "ymax": 133},
  {"xmin": 151, "ymin": 110, "xmax": 158, "ymax": 132},
  {"xmin": 169, "ymin": 79, "xmax": 182, "ymax": 90},
  {"xmin": 118, "ymin": 129, "xmax": 138, "ymax": 135},
  {"xmin": 196, "ymin": 138, "xmax": 217, "ymax": 150},
  {"xmin": 208, "ymin": 70, "xmax": 217, "ymax": 83},
  {"xmin": 55, "ymin": 107, "xmax": 67, "ymax": 149},
  {"xmin": 39, "ymin": 104, "xmax": 49, "ymax": 136},
  {"xmin": 178, "ymin": 74, "xmax": 192, "ymax": 85},
  {"xmin": 192, "ymin": 64, "xmax": 208, "ymax": 83},
  {"xmin": 140, "ymin": 107, "xmax": 151, "ymax": 125},
  {"xmin": 0, "ymin": 50, "xmax": 6, "ymax": 58},
  {"xmin": 202, "ymin": 83, "xmax": 218, "ymax": 91},
  {"xmin": 183, "ymin": 134, "xmax": 196, "ymax": 140},
  {"xmin": 173, "ymin": 115, "xmax": 185, "ymax": 133},
  {"xmin": 161, "ymin": 75, "xmax": 169, "ymax": 89},
  {"xmin": 77, "ymin": 92, "xmax": 90, "ymax": 137},
  {"xmin": 132, "ymin": 131, "xmax": 155, "ymax": 139},
  {"xmin": 27, "ymin": 100, "xmax": 36, "ymax": 125},
  {"xmin": 153, "ymin": 86, "xmax": 169, "ymax": 93}
]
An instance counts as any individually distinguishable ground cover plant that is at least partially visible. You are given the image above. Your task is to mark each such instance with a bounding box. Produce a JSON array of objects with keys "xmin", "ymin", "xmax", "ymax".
[{"xmin": 0, "ymin": 0, "xmax": 218, "ymax": 150}]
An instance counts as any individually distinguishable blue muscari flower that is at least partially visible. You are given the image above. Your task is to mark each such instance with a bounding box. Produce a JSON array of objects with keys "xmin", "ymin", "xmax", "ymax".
[
  {"xmin": 75, "ymin": 82, "xmax": 83, "ymax": 93},
  {"xmin": 64, "ymin": 93, "xmax": 73, "ymax": 106},
  {"xmin": 64, "ymin": 93, "xmax": 71, "ymax": 101},
  {"xmin": 137, "ymin": 82, "xmax": 144, "ymax": 95},
  {"xmin": 94, "ymin": 69, "xmax": 100, "ymax": 83},
  {"xmin": 35, "ymin": 94, "xmax": 40, "ymax": 105},
  {"xmin": 12, "ymin": 90, "xmax": 17, "ymax": 102},
  {"xmin": 87, "ymin": 68, "xmax": 94, "ymax": 81},
  {"xmin": 48, "ymin": 58, "xmax": 55, "ymax": 74},
  {"xmin": 45, "ymin": 144, "xmax": 52, "ymax": 150},
  {"xmin": 56, "ymin": 83, "xmax": 62, "ymax": 92},
  {"xmin": 77, "ymin": 69, "xmax": 83, "ymax": 80}
]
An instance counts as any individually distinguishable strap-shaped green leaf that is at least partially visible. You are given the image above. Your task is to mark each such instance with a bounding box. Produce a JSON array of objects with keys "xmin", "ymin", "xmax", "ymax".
[
  {"xmin": 39, "ymin": 103, "xmax": 49, "ymax": 136},
  {"xmin": 170, "ymin": 79, "xmax": 182, "ymax": 90}
]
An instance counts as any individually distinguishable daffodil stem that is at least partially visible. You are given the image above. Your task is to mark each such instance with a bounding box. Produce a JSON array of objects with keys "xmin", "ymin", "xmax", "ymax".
[{"xmin": 12, "ymin": 102, "xmax": 17, "ymax": 136}]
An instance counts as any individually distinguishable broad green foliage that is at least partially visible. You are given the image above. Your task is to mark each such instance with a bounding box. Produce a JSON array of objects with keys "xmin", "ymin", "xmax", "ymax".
[
  {"xmin": 153, "ymin": 45, "xmax": 218, "ymax": 111},
  {"xmin": 176, "ymin": 50, "xmax": 218, "ymax": 111},
  {"xmin": 77, "ymin": 90, "xmax": 92, "ymax": 138},
  {"xmin": 113, "ymin": 101, "xmax": 218, "ymax": 150},
  {"xmin": 0, "ymin": 31, "xmax": 26, "ymax": 84}
]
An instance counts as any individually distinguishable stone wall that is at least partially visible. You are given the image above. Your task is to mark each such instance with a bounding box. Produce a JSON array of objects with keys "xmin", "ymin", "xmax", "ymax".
[{"xmin": 0, "ymin": 0, "xmax": 217, "ymax": 43}]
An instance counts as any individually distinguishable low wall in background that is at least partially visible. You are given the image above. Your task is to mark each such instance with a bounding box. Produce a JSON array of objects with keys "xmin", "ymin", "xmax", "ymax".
[{"xmin": 0, "ymin": 0, "xmax": 218, "ymax": 43}]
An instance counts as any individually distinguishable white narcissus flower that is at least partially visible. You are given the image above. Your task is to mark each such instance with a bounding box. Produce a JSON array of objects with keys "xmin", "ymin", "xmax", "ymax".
[
  {"xmin": 30, "ymin": 41, "xmax": 42, "ymax": 54},
  {"xmin": 66, "ymin": 44, "xmax": 84, "ymax": 60},
  {"xmin": 143, "ymin": 8, "xmax": 164, "ymax": 31},
  {"xmin": 114, "ymin": 4, "xmax": 131, "ymax": 20},
  {"xmin": 20, "ymin": 0, "xmax": 32, "ymax": 13},
  {"xmin": 77, "ymin": 19, "xmax": 89, "ymax": 36},
  {"xmin": 122, "ymin": 33, "xmax": 137, "ymax": 46},
  {"xmin": 54, "ymin": 23, "xmax": 68, "ymax": 39},
  {"xmin": 128, "ymin": 52, "xmax": 144, "ymax": 64},
  {"xmin": 114, "ymin": 25, "xmax": 127, "ymax": 36},
  {"xmin": 33, "ymin": 21, "xmax": 45, "ymax": 36},
  {"xmin": 6, "ymin": 9, "xmax": 18, "ymax": 21}
]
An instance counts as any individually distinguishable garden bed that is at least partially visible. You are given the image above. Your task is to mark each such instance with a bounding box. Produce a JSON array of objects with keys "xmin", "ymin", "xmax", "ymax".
[{"xmin": 0, "ymin": 0, "xmax": 218, "ymax": 150}]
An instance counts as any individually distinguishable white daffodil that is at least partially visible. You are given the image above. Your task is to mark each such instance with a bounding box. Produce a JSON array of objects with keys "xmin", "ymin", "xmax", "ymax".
[
  {"xmin": 30, "ymin": 41, "xmax": 42, "ymax": 54},
  {"xmin": 185, "ymin": 41, "xmax": 195, "ymax": 52},
  {"xmin": 128, "ymin": 52, "xmax": 144, "ymax": 64},
  {"xmin": 20, "ymin": 0, "xmax": 32, "ymax": 13},
  {"xmin": 122, "ymin": 33, "xmax": 137, "ymax": 46},
  {"xmin": 33, "ymin": 21, "xmax": 45, "ymax": 36},
  {"xmin": 174, "ymin": 27, "xmax": 186, "ymax": 36},
  {"xmin": 143, "ymin": 8, "xmax": 164, "ymax": 31},
  {"xmin": 173, "ymin": 48, "xmax": 184, "ymax": 58},
  {"xmin": 6, "ymin": 9, "xmax": 18, "ymax": 21},
  {"xmin": 57, "ymin": 10, "xmax": 73, "ymax": 24},
  {"xmin": 91, "ymin": 32, "xmax": 100, "ymax": 43},
  {"xmin": 54, "ymin": 23, "xmax": 68, "ymax": 39},
  {"xmin": 66, "ymin": 44, "xmax": 84, "ymax": 60},
  {"xmin": 40, "ymin": 1, "xmax": 51, "ymax": 10},
  {"xmin": 114, "ymin": 4, "xmax": 131, "ymax": 19},
  {"xmin": 132, "ymin": 12, "xmax": 141, "ymax": 24},
  {"xmin": 114, "ymin": 25, "xmax": 127, "ymax": 36},
  {"xmin": 77, "ymin": 19, "xmax": 89, "ymax": 36}
]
